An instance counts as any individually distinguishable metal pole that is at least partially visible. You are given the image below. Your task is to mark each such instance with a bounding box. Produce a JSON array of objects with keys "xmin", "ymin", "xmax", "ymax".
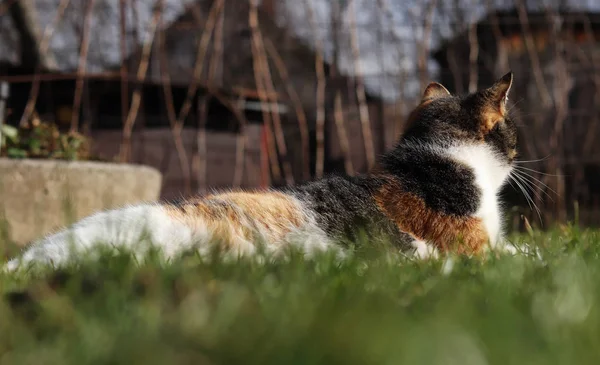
[{"xmin": 0, "ymin": 82, "xmax": 10, "ymax": 151}]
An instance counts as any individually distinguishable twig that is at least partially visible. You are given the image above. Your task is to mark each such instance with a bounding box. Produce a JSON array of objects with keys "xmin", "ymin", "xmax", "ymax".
[
  {"xmin": 0, "ymin": 82, "xmax": 9, "ymax": 152},
  {"xmin": 203, "ymin": 1, "xmax": 227, "ymax": 190},
  {"xmin": 251, "ymin": 36, "xmax": 294, "ymax": 185},
  {"xmin": 174, "ymin": 0, "xmax": 224, "ymax": 133},
  {"xmin": 516, "ymin": 0, "xmax": 552, "ymax": 107},
  {"xmin": 19, "ymin": 0, "xmax": 71, "ymax": 127},
  {"xmin": 0, "ymin": 0, "xmax": 18, "ymax": 17},
  {"xmin": 208, "ymin": 2, "xmax": 224, "ymax": 87},
  {"xmin": 249, "ymin": 1, "xmax": 291, "ymax": 184},
  {"xmin": 334, "ymin": 92, "xmax": 354, "ymax": 175},
  {"xmin": 546, "ymin": 7, "xmax": 568, "ymax": 222},
  {"xmin": 417, "ymin": 0, "xmax": 438, "ymax": 92},
  {"xmin": 70, "ymin": 0, "xmax": 95, "ymax": 133},
  {"xmin": 157, "ymin": 2, "xmax": 192, "ymax": 195},
  {"xmin": 467, "ymin": 21, "xmax": 479, "ymax": 93},
  {"xmin": 348, "ymin": 0, "xmax": 376, "ymax": 170},
  {"xmin": 119, "ymin": 0, "xmax": 129, "ymax": 135},
  {"xmin": 580, "ymin": 15, "xmax": 599, "ymax": 156},
  {"xmin": 209, "ymin": 90, "xmax": 249, "ymax": 188},
  {"xmin": 196, "ymin": 96, "xmax": 208, "ymax": 195},
  {"xmin": 303, "ymin": 0, "xmax": 327, "ymax": 178},
  {"xmin": 264, "ymin": 39, "xmax": 311, "ymax": 181},
  {"xmin": 376, "ymin": 0, "xmax": 408, "ymax": 146},
  {"xmin": 206, "ymin": 5, "xmax": 246, "ymax": 188},
  {"xmin": 119, "ymin": 0, "xmax": 162, "ymax": 162}
]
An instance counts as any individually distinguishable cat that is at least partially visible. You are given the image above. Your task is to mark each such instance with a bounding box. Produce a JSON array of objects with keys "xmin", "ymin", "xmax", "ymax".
[{"xmin": 4, "ymin": 71, "xmax": 519, "ymax": 272}]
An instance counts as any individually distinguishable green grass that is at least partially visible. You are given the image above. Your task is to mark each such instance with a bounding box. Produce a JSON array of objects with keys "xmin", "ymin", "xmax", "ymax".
[{"xmin": 1, "ymin": 225, "xmax": 600, "ymax": 365}]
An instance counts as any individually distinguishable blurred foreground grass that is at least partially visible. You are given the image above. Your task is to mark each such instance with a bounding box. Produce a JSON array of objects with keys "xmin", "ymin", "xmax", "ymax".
[{"xmin": 1, "ymin": 225, "xmax": 600, "ymax": 365}]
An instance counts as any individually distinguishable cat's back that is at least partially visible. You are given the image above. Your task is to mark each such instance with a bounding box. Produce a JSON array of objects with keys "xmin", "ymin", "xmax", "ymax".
[{"xmin": 5, "ymin": 187, "xmax": 334, "ymax": 270}]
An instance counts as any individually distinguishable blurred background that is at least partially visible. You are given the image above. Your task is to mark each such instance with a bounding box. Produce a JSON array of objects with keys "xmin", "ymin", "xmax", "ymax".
[{"xmin": 0, "ymin": 0, "xmax": 599, "ymax": 232}]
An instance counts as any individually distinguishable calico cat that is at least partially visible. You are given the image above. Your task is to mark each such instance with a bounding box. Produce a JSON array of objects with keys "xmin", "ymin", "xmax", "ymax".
[{"xmin": 4, "ymin": 71, "xmax": 519, "ymax": 271}]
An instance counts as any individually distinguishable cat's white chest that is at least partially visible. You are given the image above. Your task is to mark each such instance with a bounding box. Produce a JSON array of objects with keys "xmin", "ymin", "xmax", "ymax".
[{"xmin": 447, "ymin": 144, "xmax": 511, "ymax": 248}]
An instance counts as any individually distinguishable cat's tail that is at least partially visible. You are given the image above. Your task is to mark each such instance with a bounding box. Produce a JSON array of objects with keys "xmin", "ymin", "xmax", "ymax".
[{"xmin": 3, "ymin": 204, "xmax": 199, "ymax": 273}]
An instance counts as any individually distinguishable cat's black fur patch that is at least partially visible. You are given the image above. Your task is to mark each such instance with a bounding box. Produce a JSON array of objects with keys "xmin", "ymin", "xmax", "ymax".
[
  {"xmin": 288, "ymin": 175, "xmax": 414, "ymax": 250},
  {"xmin": 380, "ymin": 146, "xmax": 480, "ymax": 216}
]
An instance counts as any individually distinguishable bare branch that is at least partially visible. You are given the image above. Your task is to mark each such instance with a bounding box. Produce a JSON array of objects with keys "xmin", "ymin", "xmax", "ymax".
[
  {"xmin": 303, "ymin": 0, "xmax": 327, "ymax": 178},
  {"xmin": 19, "ymin": 0, "xmax": 71, "ymax": 127},
  {"xmin": 417, "ymin": 0, "xmax": 438, "ymax": 92},
  {"xmin": 174, "ymin": 0, "xmax": 224, "ymax": 129},
  {"xmin": 264, "ymin": 38, "xmax": 311, "ymax": 181},
  {"xmin": 70, "ymin": 0, "xmax": 95, "ymax": 133},
  {"xmin": 467, "ymin": 21, "xmax": 479, "ymax": 93},
  {"xmin": 348, "ymin": 0, "xmax": 376, "ymax": 170},
  {"xmin": 119, "ymin": 0, "xmax": 129, "ymax": 134},
  {"xmin": 334, "ymin": 91, "xmax": 354, "ymax": 175},
  {"xmin": 249, "ymin": 1, "xmax": 294, "ymax": 185},
  {"xmin": 119, "ymin": 0, "xmax": 162, "ymax": 162},
  {"xmin": 158, "ymin": 4, "xmax": 192, "ymax": 195},
  {"xmin": 516, "ymin": 0, "xmax": 552, "ymax": 107}
]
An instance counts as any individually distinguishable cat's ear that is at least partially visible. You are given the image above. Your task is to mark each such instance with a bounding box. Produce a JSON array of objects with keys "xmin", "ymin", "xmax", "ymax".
[
  {"xmin": 487, "ymin": 71, "xmax": 513, "ymax": 116},
  {"xmin": 421, "ymin": 82, "xmax": 451, "ymax": 103}
]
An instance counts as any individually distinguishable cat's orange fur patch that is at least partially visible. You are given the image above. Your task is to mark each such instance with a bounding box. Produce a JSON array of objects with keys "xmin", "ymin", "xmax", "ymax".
[
  {"xmin": 163, "ymin": 191, "xmax": 307, "ymax": 248},
  {"xmin": 374, "ymin": 177, "xmax": 488, "ymax": 255},
  {"xmin": 481, "ymin": 109, "xmax": 504, "ymax": 134}
]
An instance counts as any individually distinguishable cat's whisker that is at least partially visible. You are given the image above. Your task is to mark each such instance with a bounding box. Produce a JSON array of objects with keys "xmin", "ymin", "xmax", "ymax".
[
  {"xmin": 509, "ymin": 173, "xmax": 543, "ymax": 224},
  {"xmin": 512, "ymin": 169, "xmax": 558, "ymax": 197},
  {"xmin": 512, "ymin": 170, "xmax": 554, "ymax": 203},
  {"xmin": 510, "ymin": 173, "xmax": 543, "ymax": 224},
  {"xmin": 506, "ymin": 97, "xmax": 525, "ymax": 114},
  {"xmin": 512, "ymin": 170, "xmax": 559, "ymax": 203},
  {"xmin": 514, "ymin": 165, "xmax": 563, "ymax": 177},
  {"xmin": 511, "ymin": 171, "xmax": 550, "ymax": 204},
  {"xmin": 514, "ymin": 154, "xmax": 551, "ymax": 164}
]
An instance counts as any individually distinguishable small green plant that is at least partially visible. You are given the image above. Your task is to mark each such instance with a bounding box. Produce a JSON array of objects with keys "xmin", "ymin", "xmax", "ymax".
[{"xmin": 0, "ymin": 117, "xmax": 90, "ymax": 161}]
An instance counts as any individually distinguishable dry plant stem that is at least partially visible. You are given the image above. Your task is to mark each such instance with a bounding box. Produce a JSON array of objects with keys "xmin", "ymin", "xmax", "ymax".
[
  {"xmin": 516, "ymin": 0, "xmax": 552, "ymax": 107},
  {"xmin": 196, "ymin": 96, "xmax": 208, "ymax": 195},
  {"xmin": 392, "ymin": 71, "xmax": 407, "ymax": 145},
  {"xmin": 174, "ymin": 0, "xmax": 224, "ymax": 132},
  {"xmin": 547, "ymin": 9, "xmax": 567, "ymax": 222},
  {"xmin": 264, "ymin": 39, "xmax": 311, "ymax": 181},
  {"xmin": 0, "ymin": 0, "xmax": 17, "ymax": 16},
  {"xmin": 170, "ymin": 0, "xmax": 229, "ymax": 188},
  {"xmin": 19, "ymin": 0, "xmax": 71, "ymax": 127},
  {"xmin": 208, "ymin": 3, "xmax": 224, "ymax": 86},
  {"xmin": 157, "ymin": 8, "xmax": 192, "ymax": 195},
  {"xmin": 303, "ymin": 0, "xmax": 326, "ymax": 178},
  {"xmin": 213, "ymin": 4, "xmax": 243, "ymax": 188},
  {"xmin": 248, "ymin": 2, "xmax": 284, "ymax": 184},
  {"xmin": 119, "ymin": 0, "xmax": 129, "ymax": 133},
  {"xmin": 348, "ymin": 0, "xmax": 376, "ymax": 170},
  {"xmin": 232, "ymin": 131, "xmax": 247, "ymax": 188},
  {"xmin": 0, "ymin": 82, "xmax": 9, "ymax": 151},
  {"xmin": 196, "ymin": 1, "xmax": 224, "ymax": 192},
  {"xmin": 581, "ymin": 16, "xmax": 599, "ymax": 156},
  {"xmin": 249, "ymin": 4, "xmax": 294, "ymax": 185},
  {"xmin": 197, "ymin": 86, "xmax": 249, "ymax": 188},
  {"xmin": 212, "ymin": 92, "xmax": 249, "ymax": 188},
  {"xmin": 376, "ymin": 0, "xmax": 408, "ymax": 145},
  {"xmin": 417, "ymin": 0, "xmax": 437, "ymax": 92},
  {"xmin": 207, "ymin": 6, "xmax": 245, "ymax": 188},
  {"xmin": 334, "ymin": 92, "xmax": 354, "ymax": 175},
  {"xmin": 119, "ymin": 0, "xmax": 162, "ymax": 162},
  {"xmin": 70, "ymin": 0, "xmax": 95, "ymax": 133},
  {"xmin": 468, "ymin": 21, "xmax": 479, "ymax": 93},
  {"xmin": 486, "ymin": 0, "xmax": 509, "ymax": 75}
]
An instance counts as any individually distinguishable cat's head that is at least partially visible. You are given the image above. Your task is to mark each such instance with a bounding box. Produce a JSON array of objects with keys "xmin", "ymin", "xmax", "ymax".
[{"xmin": 402, "ymin": 72, "xmax": 518, "ymax": 166}]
